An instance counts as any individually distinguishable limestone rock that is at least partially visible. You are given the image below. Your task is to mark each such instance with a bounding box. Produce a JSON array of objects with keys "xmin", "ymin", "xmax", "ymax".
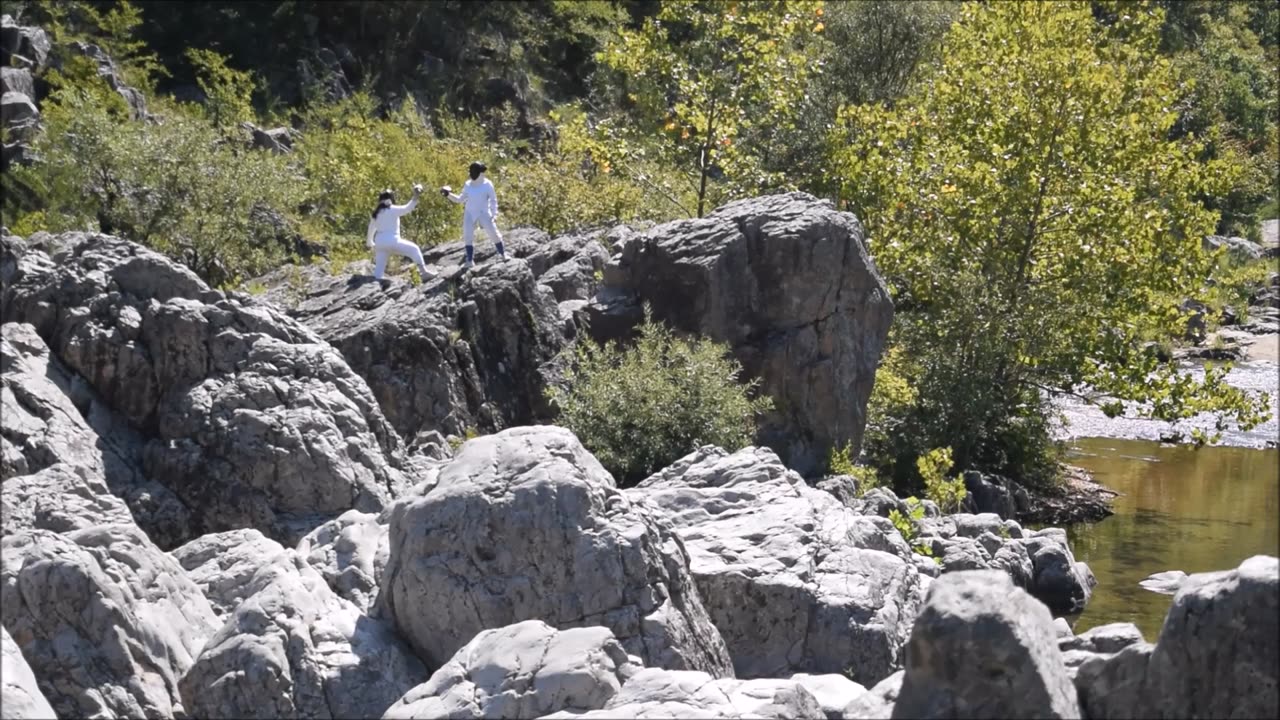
[
  {"xmin": 788, "ymin": 673, "xmax": 866, "ymax": 720},
  {"xmin": 2, "ymin": 525, "xmax": 220, "ymax": 719},
  {"xmin": 180, "ymin": 551, "xmax": 426, "ymax": 720},
  {"xmin": 380, "ymin": 426, "xmax": 734, "ymax": 676},
  {"xmin": 296, "ymin": 508, "xmax": 388, "ymax": 612},
  {"xmin": 0, "ymin": 16, "xmax": 51, "ymax": 69},
  {"xmin": 629, "ymin": 446, "xmax": 923, "ymax": 685},
  {"xmin": 1, "ymin": 626, "xmax": 57, "ymax": 720},
  {"xmin": 892, "ymin": 570, "xmax": 1080, "ymax": 719},
  {"xmin": 170, "ymin": 528, "xmax": 288, "ymax": 617},
  {"xmin": 383, "ymin": 620, "xmax": 639, "ymax": 720},
  {"xmin": 2, "ymin": 233, "xmax": 406, "ymax": 545},
  {"xmin": 257, "ymin": 238, "xmax": 564, "ymax": 441},
  {"xmin": 539, "ymin": 668, "xmax": 826, "ymax": 719},
  {"xmin": 2, "ymin": 321, "xmax": 189, "ymax": 546},
  {"xmin": 842, "ymin": 671, "xmax": 903, "ymax": 720},
  {"xmin": 589, "ymin": 192, "xmax": 894, "ymax": 474}
]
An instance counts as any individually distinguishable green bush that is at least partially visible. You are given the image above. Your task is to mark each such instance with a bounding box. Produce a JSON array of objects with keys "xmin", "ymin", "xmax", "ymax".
[
  {"xmin": 550, "ymin": 308, "xmax": 773, "ymax": 485},
  {"xmin": 916, "ymin": 447, "xmax": 966, "ymax": 514}
]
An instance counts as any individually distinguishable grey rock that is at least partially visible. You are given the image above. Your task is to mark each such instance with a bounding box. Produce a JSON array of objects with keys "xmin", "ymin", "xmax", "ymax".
[
  {"xmin": 1, "ymin": 90, "xmax": 38, "ymax": 127},
  {"xmin": 842, "ymin": 670, "xmax": 903, "ymax": 720},
  {"xmin": 1074, "ymin": 622, "xmax": 1144, "ymax": 654},
  {"xmin": 1023, "ymin": 532, "xmax": 1095, "ymax": 614},
  {"xmin": 961, "ymin": 471, "xmax": 1017, "ymax": 519},
  {"xmin": 1073, "ymin": 643, "xmax": 1155, "ymax": 720},
  {"xmin": 380, "ymin": 426, "xmax": 734, "ymax": 676},
  {"xmin": 383, "ymin": 620, "xmax": 639, "ymax": 720},
  {"xmin": 1137, "ymin": 569, "xmax": 1187, "ymax": 595},
  {"xmin": 814, "ymin": 474, "xmax": 860, "ymax": 507},
  {"xmin": 1203, "ymin": 235, "xmax": 1264, "ymax": 262},
  {"xmin": 1052, "ymin": 617, "xmax": 1073, "ymax": 639},
  {"xmin": 181, "ymin": 550, "xmax": 426, "ymax": 720},
  {"xmin": 952, "ymin": 512, "xmax": 1005, "ymax": 539},
  {"xmin": 788, "ymin": 673, "xmax": 866, "ymax": 720},
  {"xmin": 539, "ymin": 668, "xmax": 825, "ymax": 719},
  {"xmin": 630, "ymin": 446, "xmax": 923, "ymax": 684},
  {"xmin": 0, "ymin": 66, "xmax": 34, "ymax": 99},
  {"xmin": 2, "ymin": 525, "xmax": 220, "ymax": 719},
  {"xmin": 243, "ymin": 122, "xmax": 297, "ymax": 153},
  {"xmin": 257, "ymin": 239, "xmax": 564, "ymax": 442},
  {"xmin": 859, "ymin": 486, "xmax": 910, "ymax": 519},
  {"xmin": 1142, "ymin": 555, "xmax": 1278, "ymax": 717},
  {"xmin": 170, "ymin": 528, "xmax": 287, "ymax": 617},
  {"xmin": 892, "ymin": 570, "xmax": 1081, "ymax": 719},
  {"xmin": 57, "ymin": 41, "xmax": 146, "ymax": 119},
  {"xmin": 0, "ymin": 16, "xmax": 50, "ymax": 69},
  {"xmin": 589, "ymin": 192, "xmax": 894, "ymax": 475},
  {"xmin": 2, "ymin": 321, "xmax": 190, "ymax": 546},
  {"xmin": 937, "ymin": 536, "xmax": 992, "ymax": 573},
  {"xmin": 1, "ymin": 626, "xmax": 57, "ymax": 720},
  {"xmin": 3, "ymin": 233, "xmax": 406, "ymax": 545},
  {"xmin": 295, "ymin": 508, "xmax": 388, "ymax": 612}
]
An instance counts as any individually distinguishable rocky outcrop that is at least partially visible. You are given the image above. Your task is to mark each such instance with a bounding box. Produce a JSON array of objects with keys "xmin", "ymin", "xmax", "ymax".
[
  {"xmin": 180, "ymin": 550, "xmax": 426, "ymax": 720},
  {"xmin": 789, "ymin": 674, "xmax": 867, "ymax": 720},
  {"xmin": 629, "ymin": 446, "xmax": 923, "ymax": 685},
  {"xmin": 2, "ymin": 321, "xmax": 191, "ymax": 546},
  {"xmin": 1, "ymin": 626, "xmax": 57, "ymax": 720},
  {"xmin": 55, "ymin": 41, "xmax": 147, "ymax": 119},
  {"xmin": 842, "ymin": 671, "xmax": 903, "ymax": 720},
  {"xmin": 379, "ymin": 426, "xmax": 734, "ymax": 676},
  {"xmin": 589, "ymin": 192, "xmax": 893, "ymax": 474},
  {"xmin": 540, "ymin": 668, "xmax": 826, "ymax": 719},
  {"xmin": 170, "ymin": 528, "xmax": 287, "ymax": 617},
  {"xmin": 258, "ymin": 232, "xmax": 565, "ymax": 442},
  {"xmin": 383, "ymin": 620, "xmax": 641, "ymax": 720},
  {"xmin": 1, "ymin": 15, "xmax": 51, "ymax": 70},
  {"xmin": 1076, "ymin": 555, "xmax": 1278, "ymax": 719},
  {"xmin": 295, "ymin": 508, "xmax": 387, "ymax": 612},
  {"xmin": 3, "ymin": 232, "xmax": 407, "ymax": 545},
  {"xmin": 1203, "ymin": 234, "xmax": 1265, "ymax": 263},
  {"xmin": 893, "ymin": 570, "xmax": 1081, "ymax": 719},
  {"xmin": 2, "ymin": 524, "xmax": 221, "ymax": 719}
]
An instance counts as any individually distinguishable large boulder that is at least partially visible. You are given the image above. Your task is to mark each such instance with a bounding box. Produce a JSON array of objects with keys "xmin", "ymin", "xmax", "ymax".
[
  {"xmin": 2, "ymin": 233, "xmax": 407, "ymax": 545},
  {"xmin": 892, "ymin": 570, "xmax": 1080, "ymax": 719},
  {"xmin": 1076, "ymin": 555, "xmax": 1277, "ymax": 718},
  {"xmin": 380, "ymin": 426, "xmax": 734, "ymax": 676},
  {"xmin": 539, "ymin": 668, "xmax": 826, "ymax": 719},
  {"xmin": 2, "ymin": 321, "xmax": 190, "ymax": 546},
  {"xmin": 257, "ymin": 238, "xmax": 564, "ymax": 441},
  {"xmin": 788, "ymin": 674, "xmax": 867, "ymax": 720},
  {"xmin": 0, "ymin": 66, "xmax": 34, "ymax": 97},
  {"xmin": 383, "ymin": 620, "xmax": 641, "ymax": 720},
  {"xmin": 1, "ymin": 525, "xmax": 221, "ymax": 719},
  {"xmin": 628, "ymin": 446, "xmax": 923, "ymax": 685},
  {"xmin": 1, "ymin": 626, "xmax": 57, "ymax": 720},
  {"xmin": 1023, "ymin": 529, "xmax": 1095, "ymax": 614},
  {"xmin": 170, "ymin": 528, "xmax": 287, "ymax": 617},
  {"xmin": 295, "ymin": 508, "xmax": 387, "ymax": 612},
  {"xmin": 180, "ymin": 550, "xmax": 426, "ymax": 720},
  {"xmin": 590, "ymin": 192, "xmax": 893, "ymax": 474},
  {"xmin": 0, "ymin": 16, "xmax": 51, "ymax": 69}
]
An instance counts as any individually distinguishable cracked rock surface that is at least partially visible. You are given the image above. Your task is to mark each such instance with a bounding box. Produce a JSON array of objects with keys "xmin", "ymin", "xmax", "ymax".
[
  {"xmin": 629, "ymin": 446, "xmax": 924, "ymax": 685},
  {"xmin": 383, "ymin": 620, "xmax": 640, "ymax": 719},
  {"xmin": 2, "ymin": 231, "xmax": 407, "ymax": 546},
  {"xmin": 538, "ymin": 667, "xmax": 826, "ymax": 719},
  {"xmin": 380, "ymin": 425, "xmax": 734, "ymax": 676}
]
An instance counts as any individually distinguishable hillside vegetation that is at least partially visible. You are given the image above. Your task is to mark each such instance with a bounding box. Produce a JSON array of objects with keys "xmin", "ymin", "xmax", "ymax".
[{"xmin": 1, "ymin": 0, "xmax": 1275, "ymax": 495}]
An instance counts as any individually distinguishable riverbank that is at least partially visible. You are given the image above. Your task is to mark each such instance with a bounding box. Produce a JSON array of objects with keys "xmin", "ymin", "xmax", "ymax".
[{"xmin": 1021, "ymin": 464, "xmax": 1120, "ymax": 526}]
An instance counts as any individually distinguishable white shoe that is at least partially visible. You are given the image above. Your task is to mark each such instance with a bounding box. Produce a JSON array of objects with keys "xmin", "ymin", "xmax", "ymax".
[
  {"xmin": 419, "ymin": 266, "xmax": 436, "ymax": 278},
  {"xmin": 464, "ymin": 258, "xmax": 474, "ymax": 269}
]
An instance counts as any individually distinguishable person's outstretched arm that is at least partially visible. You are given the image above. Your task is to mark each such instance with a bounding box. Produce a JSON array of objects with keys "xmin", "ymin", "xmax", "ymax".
[
  {"xmin": 444, "ymin": 184, "xmax": 465, "ymax": 205},
  {"xmin": 390, "ymin": 187, "xmax": 421, "ymax": 216}
]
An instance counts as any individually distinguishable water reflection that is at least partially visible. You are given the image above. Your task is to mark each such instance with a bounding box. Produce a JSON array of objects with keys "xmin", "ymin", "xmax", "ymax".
[{"xmin": 1063, "ymin": 438, "xmax": 1280, "ymax": 642}]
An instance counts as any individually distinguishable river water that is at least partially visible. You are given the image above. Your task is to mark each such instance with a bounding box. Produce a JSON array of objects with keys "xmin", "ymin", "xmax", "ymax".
[
  {"xmin": 1049, "ymin": 351, "xmax": 1279, "ymax": 641},
  {"xmin": 1061, "ymin": 437, "xmax": 1280, "ymax": 642}
]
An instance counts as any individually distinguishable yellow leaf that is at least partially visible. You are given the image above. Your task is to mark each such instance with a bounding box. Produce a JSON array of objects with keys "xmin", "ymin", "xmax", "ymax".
[{"xmin": 814, "ymin": 21, "xmax": 824, "ymax": 32}]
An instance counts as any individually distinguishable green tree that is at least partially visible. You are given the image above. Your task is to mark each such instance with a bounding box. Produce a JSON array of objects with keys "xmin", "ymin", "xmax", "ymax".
[
  {"xmin": 833, "ymin": 2, "xmax": 1269, "ymax": 486},
  {"xmin": 550, "ymin": 308, "xmax": 773, "ymax": 485},
  {"xmin": 596, "ymin": 0, "xmax": 818, "ymax": 216}
]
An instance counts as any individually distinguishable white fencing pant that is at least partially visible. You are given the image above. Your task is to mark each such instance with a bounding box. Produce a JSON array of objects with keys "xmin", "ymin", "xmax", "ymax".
[
  {"xmin": 373, "ymin": 236, "xmax": 429, "ymax": 279},
  {"xmin": 462, "ymin": 212, "xmax": 503, "ymax": 248}
]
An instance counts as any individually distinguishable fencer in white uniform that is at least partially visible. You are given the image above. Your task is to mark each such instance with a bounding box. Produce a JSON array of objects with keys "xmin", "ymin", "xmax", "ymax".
[
  {"xmin": 442, "ymin": 161, "xmax": 504, "ymax": 267},
  {"xmin": 366, "ymin": 185, "xmax": 434, "ymax": 281}
]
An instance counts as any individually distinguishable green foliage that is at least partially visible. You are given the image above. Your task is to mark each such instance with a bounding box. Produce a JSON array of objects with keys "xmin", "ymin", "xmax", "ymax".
[
  {"xmin": 889, "ymin": 497, "xmax": 933, "ymax": 558},
  {"xmin": 596, "ymin": 1, "xmax": 818, "ymax": 216},
  {"xmin": 185, "ymin": 48, "xmax": 256, "ymax": 130},
  {"xmin": 550, "ymin": 307, "xmax": 773, "ymax": 485},
  {"xmin": 834, "ymin": 2, "xmax": 1270, "ymax": 484},
  {"xmin": 916, "ymin": 447, "xmax": 965, "ymax": 514},
  {"xmin": 9, "ymin": 84, "xmax": 304, "ymax": 287},
  {"xmin": 827, "ymin": 441, "xmax": 883, "ymax": 497}
]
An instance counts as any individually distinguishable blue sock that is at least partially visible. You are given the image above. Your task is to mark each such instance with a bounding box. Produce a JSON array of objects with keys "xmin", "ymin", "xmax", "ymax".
[
  {"xmin": 465, "ymin": 245, "xmax": 474, "ymax": 264},
  {"xmin": 495, "ymin": 241, "xmax": 505, "ymax": 258}
]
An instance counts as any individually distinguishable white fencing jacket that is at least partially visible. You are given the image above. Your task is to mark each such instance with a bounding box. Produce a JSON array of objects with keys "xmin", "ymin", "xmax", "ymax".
[
  {"xmin": 446, "ymin": 178, "xmax": 499, "ymax": 220},
  {"xmin": 365, "ymin": 195, "xmax": 419, "ymax": 247}
]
